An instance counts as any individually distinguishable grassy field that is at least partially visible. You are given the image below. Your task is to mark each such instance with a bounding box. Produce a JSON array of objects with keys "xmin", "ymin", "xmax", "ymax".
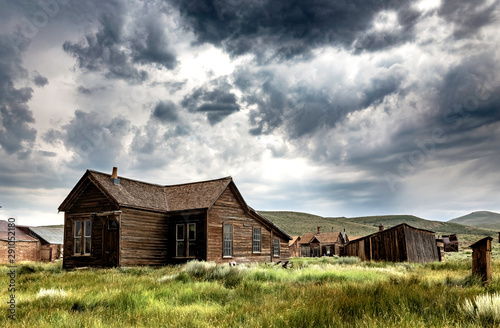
[{"xmin": 2, "ymin": 257, "xmax": 500, "ymax": 327}]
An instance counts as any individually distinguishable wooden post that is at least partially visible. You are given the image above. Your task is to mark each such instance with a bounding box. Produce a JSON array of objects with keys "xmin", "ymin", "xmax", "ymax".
[{"xmin": 470, "ymin": 237, "xmax": 493, "ymax": 284}]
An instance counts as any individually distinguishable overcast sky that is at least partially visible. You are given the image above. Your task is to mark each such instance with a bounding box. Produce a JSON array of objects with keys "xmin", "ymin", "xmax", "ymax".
[{"xmin": 1, "ymin": 0, "xmax": 499, "ymax": 226}]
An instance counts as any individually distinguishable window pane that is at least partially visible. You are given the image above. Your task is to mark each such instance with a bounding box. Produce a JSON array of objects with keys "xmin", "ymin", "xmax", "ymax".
[
  {"xmin": 223, "ymin": 224, "xmax": 232, "ymax": 257},
  {"xmin": 188, "ymin": 223, "xmax": 196, "ymax": 240},
  {"xmin": 253, "ymin": 228, "xmax": 261, "ymax": 253},
  {"xmin": 74, "ymin": 238, "xmax": 81, "ymax": 254},
  {"xmin": 84, "ymin": 220, "xmax": 91, "ymax": 237},
  {"xmin": 188, "ymin": 241, "xmax": 196, "ymax": 257},
  {"xmin": 177, "ymin": 241, "xmax": 186, "ymax": 257},
  {"xmin": 74, "ymin": 221, "xmax": 81, "ymax": 237},
  {"xmin": 273, "ymin": 239, "xmax": 280, "ymax": 257},
  {"xmin": 84, "ymin": 237, "xmax": 91, "ymax": 254},
  {"xmin": 176, "ymin": 224, "xmax": 184, "ymax": 240}
]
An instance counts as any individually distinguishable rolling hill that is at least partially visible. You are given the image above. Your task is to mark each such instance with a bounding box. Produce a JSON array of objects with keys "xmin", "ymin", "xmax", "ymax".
[
  {"xmin": 448, "ymin": 211, "xmax": 500, "ymax": 230},
  {"xmin": 259, "ymin": 211, "xmax": 496, "ymax": 238}
]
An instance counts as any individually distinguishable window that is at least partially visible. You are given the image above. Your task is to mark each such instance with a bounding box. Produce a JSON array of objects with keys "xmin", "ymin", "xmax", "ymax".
[
  {"xmin": 175, "ymin": 223, "xmax": 196, "ymax": 257},
  {"xmin": 84, "ymin": 220, "xmax": 91, "ymax": 254},
  {"xmin": 273, "ymin": 239, "xmax": 280, "ymax": 257},
  {"xmin": 74, "ymin": 219, "xmax": 91, "ymax": 255},
  {"xmin": 223, "ymin": 224, "xmax": 233, "ymax": 257},
  {"xmin": 176, "ymin": 224, "xmax": 185, "ymax": 257},
  {"xmin": 252, "ymin": 228, "xmax": 261, "ymax": 253},
  {"xmin": 188, "ymin": 223, "xmax": 196, "ymax": 257},
  {"xmin": 74, "ymin": 221, "xmax": 81, "ymax": 255}
]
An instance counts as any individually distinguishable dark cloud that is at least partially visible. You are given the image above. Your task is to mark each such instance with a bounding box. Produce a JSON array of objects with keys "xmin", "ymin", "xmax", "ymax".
[
  {"xmin": 77, "ymin": 85, "xmax": 107, "ymax": 95},
  {"xmin": 438, "ymin": 0, "xmax": 500, "ymax": 39},
  {"xmin": 63, "ymin": 2, "xmax": 178, "ymax": 84},
  {"xmin": 77, "ymin": 86, "xmax": 91, "ymax": 94},
  {"xmin": 170, "ymin": 0, "xmax": 420, "ymax": 60},
  {"xmin": 181, "ymin": 78, "xmax": 240, "ymax": 125},
  {"xmin": 239, "ymin": 64, "xmax": 408, "ymax": 137},
  {"xmin": 152, "ymin": 100, "xmax": 179, "ymax": 123},
  {"xmin": 43, "ymin": 110, "xmax": 132, "ymax": 170},
  {"xmin": 32, "ymin": 70, "xmax": 48, "ymax": 87},
  {"xmin": 0, "ymin": 33, "xmax": 37, "ymax": 155},
  {"xmin": 130, "ymin": 15, "xmax": 177, "ymax": 69}
]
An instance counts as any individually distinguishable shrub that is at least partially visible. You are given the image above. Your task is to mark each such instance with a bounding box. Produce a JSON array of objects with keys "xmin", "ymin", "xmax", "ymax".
[
  {"xmin": 183, "ymin": 260, "xmax": 216, "ymax": 279},
  {"xmin": 336, "ymin": 256, "xmax": 361, "ymax": 265},
  {"xmin": 461, "ymin": 293, "xmax": 500, "ymax": 325}
]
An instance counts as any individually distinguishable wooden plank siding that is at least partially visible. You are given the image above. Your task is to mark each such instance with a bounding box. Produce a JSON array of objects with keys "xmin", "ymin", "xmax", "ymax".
[
  {"xmin": 207, "ymin": 186, "xmax": 289, "ymax": 264},
  {"xmin": 66, "ymin": 180, "xmax": 117, "ymax": 214},
  {"xmin": 165, "ymin": 212, "xmax": 206, "ymax": 264},
  {"xmin": 344, "ymin": 224, "xmax": 439, "ymax": 264}
]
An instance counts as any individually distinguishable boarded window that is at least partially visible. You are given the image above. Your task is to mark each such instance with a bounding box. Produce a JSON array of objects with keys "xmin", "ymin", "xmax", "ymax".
[
  {"xmin": 253, "ymin": 228, "xmax": 261, "ymax": 253},
  {"xmin": 74, "ymin": 221, "xmax": 82, "ymax": 255},
  {"xmin": 223, "ymin": 224, "xmax": 233, "ymax": 257},
  {"xmin": 188, "ymin": 223, "xmax": 196, "ymax": 257},
  {"xmin": 273, "ymin": 239, "xmax": 280, "ymax": 257},
  {"xmin": 176, "ymin": 224, "xmax": 185, "ymax": 257}
]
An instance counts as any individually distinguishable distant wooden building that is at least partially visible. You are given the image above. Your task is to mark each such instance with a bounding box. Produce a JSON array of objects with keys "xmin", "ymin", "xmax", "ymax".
[
  {"xmin": 59, "ymin": 168, "xmax": 291, "ymax": 269},
  {"xmin": 289, "ymin": 236, "xmax": 301, "ymax": 257},
  {"xmin": 436, "ymin": 234, "xmax": 459, "ymax": 252},
  {"xmin": 344, "ymin": 223, "xmax": 440, "ymax": 264},
  {"xmin": 298, "ymin": 227, "xmax": 349, "ymax": 257},
  {"xmin": 0, "ymin": 220, "xmax": 40, "ymax": 262}
]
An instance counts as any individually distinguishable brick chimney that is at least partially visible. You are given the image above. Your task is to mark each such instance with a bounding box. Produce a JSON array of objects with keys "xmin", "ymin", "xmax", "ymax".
[
  {"xmin": 379, "ymin": 222, "xmax": 384, "ymax": 231},
  {"xmin": 110, "ymin": 167, "xmax": 120, "ymax": 185},
  {"xmin": 317, "ymin": 226, "xmax": 321, "ymax": 234}
]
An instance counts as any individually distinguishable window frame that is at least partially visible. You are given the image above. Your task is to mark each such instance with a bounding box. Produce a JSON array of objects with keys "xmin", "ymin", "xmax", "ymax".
[
  {"xmin": 176, "ymin": 224, "xmax": 186, "ymax": 258},
  {"xmin": 73, "ymin": 219, "xmax": 91, "ymax": 256},
  {"xmin": 223, "ymin": 223, "xmax": 233, "ymax": 258},
  {"xmin": 252, "ymin": 228, "xmax": 261, "ymax": 254},
  {"xmin": 273, "ymin": 238, "xmax": 280, "ymax": 257},
  {"xmin": 188, "ymin": 223, "xmax": 196, "ymax": 257}
]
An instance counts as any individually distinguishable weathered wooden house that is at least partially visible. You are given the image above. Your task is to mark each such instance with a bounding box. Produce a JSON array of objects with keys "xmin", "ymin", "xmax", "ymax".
[
  {"xmin": 344, "ymin": 223, "xmax": 440, "ymax": 264},
  {"xmin": 0, "ymin": 220, "xmax": 40, "ymax": 262},
  {"xmin": 59, "ymin": 168, "xmax": 291, "ymax": 269},
  {"xmin": 436, "ymin": 234, "xmax": 459, "ymax": 252},
  {"xmin": 298, "ymin": 227, "xmax": 349, "ymax": 257}
]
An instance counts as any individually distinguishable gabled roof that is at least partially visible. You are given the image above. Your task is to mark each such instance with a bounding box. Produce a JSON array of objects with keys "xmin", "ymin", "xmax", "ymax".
[
  {"xmin": 59, "ymin": 170, "xmax": 232, "ymax": 212},
  {"xmin": 29, "ymin": 227, "xmax": 64, "ymax": 244},
  {"xmin": 289, "ymin": 236, "xmax": 300, "ymax": 246},
  {"xmin": 298, "ymin": 231, "xmax": 342, "ymax": 245},
  {"xmin": 347, "ymin": 223, "xmax": 436, "ymax": 244},
  {"xmin": 58, "ymin": 170, "xmax": 291, "ymax": 240},
  {"xmin": 0, "ymin": 220, "xmax": 38, "ymax": 242}
]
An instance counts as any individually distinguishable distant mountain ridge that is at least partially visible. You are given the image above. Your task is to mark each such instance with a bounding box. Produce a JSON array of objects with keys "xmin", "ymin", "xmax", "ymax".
[
  {"xmin": 259, "ymin": 211, "xmax": 496, "ymax": 237},
  {"xmin": 448, "ymin": 211, "xmax": 500, "ymax": 230}
]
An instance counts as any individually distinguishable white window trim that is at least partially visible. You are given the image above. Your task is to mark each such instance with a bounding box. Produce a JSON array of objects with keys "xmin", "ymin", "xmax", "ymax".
[
  {"xmin": 223, "ymin": 224, "xmax": 233, "ymax": 258},
  {"xmin": 252, "ymin": 228, "xmax": 261, "ymax": 254}
]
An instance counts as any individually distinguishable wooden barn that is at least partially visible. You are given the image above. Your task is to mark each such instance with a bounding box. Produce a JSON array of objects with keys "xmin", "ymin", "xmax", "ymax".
[
  {"xmin": 298, "ymin": 227, "xmax": 349, "ymax": 257},
  {"xmin": 344, "ymin": 223, "xmax": 440, "ymax": 264},
  {"xmin": 0, "ymin": 220, "xmax": 40, "ymax": 262},
  {"xmin": 59, "ymin": 168, "xmax": 291, "ymax": 269}
]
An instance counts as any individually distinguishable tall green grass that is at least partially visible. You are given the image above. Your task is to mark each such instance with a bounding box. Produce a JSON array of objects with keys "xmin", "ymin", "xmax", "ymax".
[{"xmin": 1, "ymin": 259, "xmax": 500, "ymax": 327}]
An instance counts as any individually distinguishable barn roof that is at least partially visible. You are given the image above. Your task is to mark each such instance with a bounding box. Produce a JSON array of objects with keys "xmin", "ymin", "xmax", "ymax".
[
  {"xmin": 347, "ymin": 223, "xmax": 436, "ymax": 244},
  {"xmin": 0, "ymin": 220, "xmax": 39, "ymax": 242},
  {"xmin": 29, "ymin": 227, "xmax": 64, "ymax": 244}
]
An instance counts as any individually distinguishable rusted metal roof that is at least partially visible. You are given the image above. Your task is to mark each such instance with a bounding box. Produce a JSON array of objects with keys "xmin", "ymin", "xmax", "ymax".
[{"xmin": 29, "ymin": 227, "xmax": 64, "ymax": 244}]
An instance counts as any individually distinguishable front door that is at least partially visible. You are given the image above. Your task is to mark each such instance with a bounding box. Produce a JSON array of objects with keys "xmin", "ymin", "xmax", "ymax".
[{"xmin": 103, "ymin": 216, "xmax": 119, "ymax": 267}]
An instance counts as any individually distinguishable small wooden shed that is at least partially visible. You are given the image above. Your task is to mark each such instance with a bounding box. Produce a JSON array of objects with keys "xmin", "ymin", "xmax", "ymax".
[
  {"xmin": 298, "ymin": 228, "xmax": 349, "ymax": 257},
  {"xmin": 470, "ymin": 236, "xmax": 492, "ymax": 284},
  {"xmin": 59, "ymin": 168, "xmax": 291, "ymax": 269},
  {"xmin": 436, "ymin": 234, "xmax": 459, "ymax": 252},
  {"xmin": 344, "ymin": 223, "xmax": 440, "ymax": 264}
]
